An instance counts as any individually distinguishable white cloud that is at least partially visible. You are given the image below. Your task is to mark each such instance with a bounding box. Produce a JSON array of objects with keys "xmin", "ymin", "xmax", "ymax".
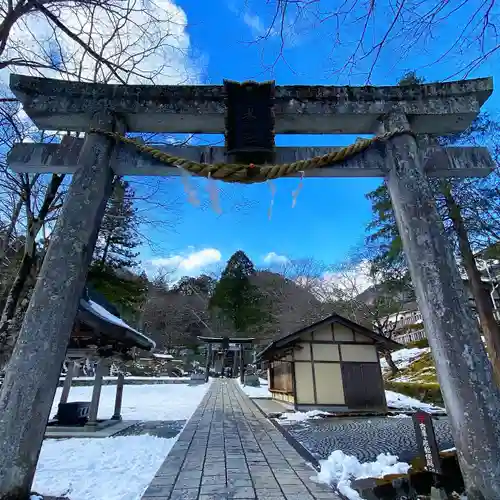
[
  {"xmin": 243, "ymin": 12, "xmax": 269, "ymax": 37},
  {"xmin": 148, "ymin": 248, "xmax": 222, "ymax": 279},
  {"xmin": 322, "ymin": 260, "xmax": 374, "ymax": 295},
  {"xmin": 1, "ymin": 0, "xmax": 201, "ymax": 86},
  {"xmin": 263, "ymin": 252, "xmax": 290, "ymax": 266}
]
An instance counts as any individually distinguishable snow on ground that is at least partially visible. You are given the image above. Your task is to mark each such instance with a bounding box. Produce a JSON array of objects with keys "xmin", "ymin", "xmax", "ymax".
[
  {"xmin": 34, "ymin": 382, "xmax": 212, "ymax": 499},
  {"xmin": 52, "ymin": 382, "xmax": 211, "ymax": 421},
  {"xmin": 385, "ymin": 390, "xmax": 444, "ymax": 414},
  {"xmin": 315, "ymin": 450, "xmax": 410, "ymax": 500},
  {"xmin": 33, "ymin": 435, "xmax": 176, "ymax": 500},
  {"xmin": 237, "ymin": 378, "xmax": 272, "ymax": 398},
  {"xmin": 58, "ymin": 376, "xmax": 191, "ymax": 381},
  {"xmin": 380, "ymin": 347, "xmax": 430, "ymax": 372},
  {"xmin": 278, "ymin": 410, "xmax": 331, "ymax": 424}
]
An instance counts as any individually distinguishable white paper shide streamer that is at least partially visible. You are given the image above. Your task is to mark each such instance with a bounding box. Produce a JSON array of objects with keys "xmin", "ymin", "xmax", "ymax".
[{"xmin": 292, "ymin": 170, "xmax": 305, "ymax": 208}]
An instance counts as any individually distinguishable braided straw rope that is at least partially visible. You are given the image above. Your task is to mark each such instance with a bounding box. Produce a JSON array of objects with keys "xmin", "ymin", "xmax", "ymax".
[{"xmin": 89, "ymin": 127, "xmax": 411, "ymax": 184}]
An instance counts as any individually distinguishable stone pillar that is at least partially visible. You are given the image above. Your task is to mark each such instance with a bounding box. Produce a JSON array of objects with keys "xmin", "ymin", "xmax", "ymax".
[
  {"xmin": 0, "ymin": 110, "xmax": 121, "ymax": 498},
  {"xmin": 232, "ymin": 348, "xmax": 238, "ymax": 378},
  {"xmin": 204, "ymin": 343, "xmax": 212, "ymax": 383},
  {"xmin": 112, "ymin": 372, "xmax": 125, "ymax": 420},
  {"xmin": 59, "ymin": 360, "xmax": 78, "ymax": 406},
  {"xmin": 88, "ymin": 360, "xmax": 108, "ymax": 426},
  {"xmin": 382, "ymin": 113, "xmax": 500, "ymax": 499},
  {"xmin": 240, "ymin": 344, "xmax": 245, "ymax": 384}
]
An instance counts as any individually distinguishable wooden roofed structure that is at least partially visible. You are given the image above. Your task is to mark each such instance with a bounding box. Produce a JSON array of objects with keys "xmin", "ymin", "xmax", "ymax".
[
  {"xmin": 50, "ymin": 287, "xmax": 155, "ymax": 435},
  {"xmin": 257, "ymin": 313, "xmax": 400, "ymax": 413}
]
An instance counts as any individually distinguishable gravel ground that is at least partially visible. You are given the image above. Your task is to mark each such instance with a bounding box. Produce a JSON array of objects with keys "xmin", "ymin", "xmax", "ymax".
[{"xmin": 280, "ymin": 415, "xmax": 454, "ymax": 463}]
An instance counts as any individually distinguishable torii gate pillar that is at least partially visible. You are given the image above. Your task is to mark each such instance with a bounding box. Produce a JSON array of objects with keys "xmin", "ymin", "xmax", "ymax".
[
  {"xmin": 382, "ymin": 112, "xmax": 500, "ymax": 499},
  {"xmin": 0, "ymin": 111, "xmax": 120, "ymax": 498}
]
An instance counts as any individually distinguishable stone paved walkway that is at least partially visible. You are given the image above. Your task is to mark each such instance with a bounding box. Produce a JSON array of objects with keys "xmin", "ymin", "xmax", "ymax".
[{"xmin": 142, "ymin": 379, "xmax": 338, "ymax": 500}]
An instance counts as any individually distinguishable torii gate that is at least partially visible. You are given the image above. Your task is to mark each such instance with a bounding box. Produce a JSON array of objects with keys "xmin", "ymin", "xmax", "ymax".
[{"xmin": 1, "ymin": 74, "xmax": 500, "ymax": 499}]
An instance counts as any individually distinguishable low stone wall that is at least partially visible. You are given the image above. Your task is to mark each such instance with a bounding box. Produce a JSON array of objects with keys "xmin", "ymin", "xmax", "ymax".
[{"xmin": 57, "ymin": 377, "xmax": 193, "ymax": 387}]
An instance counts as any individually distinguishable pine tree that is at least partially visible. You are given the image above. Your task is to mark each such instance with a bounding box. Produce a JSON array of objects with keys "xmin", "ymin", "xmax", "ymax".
[
  {"xmin": 88, "ymin": 178, "xmax": 145, "ymax": 316},
  {"xmin": 93, "ymin": 178, "xmax": 140, "ymax": 270},
  {"xmin": 209, "ymin": 250, "xmax": 272, "ymax": 335}
]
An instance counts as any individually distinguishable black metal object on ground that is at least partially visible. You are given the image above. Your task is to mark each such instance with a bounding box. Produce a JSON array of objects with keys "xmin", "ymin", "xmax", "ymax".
[{"xmin": 56, "ymin": 402, "xmax": 90, "ymax": 425}]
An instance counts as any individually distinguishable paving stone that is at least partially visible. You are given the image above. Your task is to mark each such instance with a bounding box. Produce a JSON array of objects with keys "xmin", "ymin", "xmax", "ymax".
[
  {"xmin": 149, "ymin": 475, "xmax": 177, "ymax": 487},
  {"xmin": 227, "ymin": 478, "xmax": 253, "ymax": 488},
  {"xmin": 141, "ymin": 484, "xmax": 174, "ymax": 497},
  {"xmin": 198, "ymin": 495, "xmax": 231, "ymax": 500},
  {"xmin": 231, "ymin": 486, "xmax": 257, "ymax": 498},
  {"xmin": 275, "ymin": 474, "xmax": 304, "ymax": 486},
  {"xmin": 254, "ymin": 489, "xmax": 285, "ymax": 500},
  {"xmin": 173, "ymin": 477, "xmax": 202, "ymax": 489},
  {"xmin": 177, "ymin": 470, "xmax": 202, "ymax": 480},
  {"xmin": 200, "ymin": 484, "xmax": 229, "ymax": 495},
  {"xmin": 201, "ymin": 474, "xmax": 226, "ymax": 485},
  {"xmin": 169, "ymin": 489, "xmax": 200, "ymax": 500}
]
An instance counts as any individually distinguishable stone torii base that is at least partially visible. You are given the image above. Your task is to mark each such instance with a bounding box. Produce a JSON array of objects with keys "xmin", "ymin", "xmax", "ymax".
[{"xmin": 1, "ymin": 75, "xmax": 500, "ymax": 500}]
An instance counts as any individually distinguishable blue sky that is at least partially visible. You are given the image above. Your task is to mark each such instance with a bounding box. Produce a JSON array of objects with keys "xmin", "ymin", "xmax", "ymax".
[{"xmin": 136, "ymin": 0, "xmax": 500, "ymax": 279}]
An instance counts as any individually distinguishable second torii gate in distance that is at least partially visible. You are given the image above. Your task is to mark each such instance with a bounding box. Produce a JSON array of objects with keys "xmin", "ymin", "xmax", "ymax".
[
  {"xmin": 2, "ymin": 75, "xmax": 500, "ymax": 499},
  {"xmin": 197, "ymin": 336, "xmax": 255, "ymax": 383}
]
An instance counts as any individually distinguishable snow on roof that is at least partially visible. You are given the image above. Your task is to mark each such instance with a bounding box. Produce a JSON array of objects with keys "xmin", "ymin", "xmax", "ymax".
[{"xmin": 83, "ymin": 299, "xmax": 156, "ymax": 350}]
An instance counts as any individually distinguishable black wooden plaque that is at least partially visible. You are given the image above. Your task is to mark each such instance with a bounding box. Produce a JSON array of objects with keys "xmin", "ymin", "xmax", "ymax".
[
  {"xmin": 412, "ymin": 411, "xmax": 442, "ymax": 474},
  {"xmin": 224, "ymin": 79, "xmax": 275, "ymax": 164}
]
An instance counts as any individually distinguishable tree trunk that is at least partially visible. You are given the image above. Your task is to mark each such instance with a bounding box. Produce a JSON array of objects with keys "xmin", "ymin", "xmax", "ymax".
[
  {"xmin": 0, "ymin": 195, "xmax": 22, "ymax": 264},
  {"xmin": 442, "ymin": 182, "xmax": 500, "ymax": 387},
  {"xmin": 384, "ymin": 351, "xmax": 399, "ymax": 376},
  {"xmin": 0, "ymin": 251, "xmax": 35, "ymax": 371}
]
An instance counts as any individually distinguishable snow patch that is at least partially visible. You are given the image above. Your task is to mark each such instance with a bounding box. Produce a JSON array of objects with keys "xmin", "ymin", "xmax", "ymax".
[
  {"xmin": 237, "ymin": 378, "xmax": 272, "ymax": 398},
  {"xmin": 316, "ymin": 450, "xmax": 410, "ymax": 500},
  {"xmin": 52, "ymin": 382, "xmax": 211, "ymax": 421},
  {"xmin": 33, "ymin": 435, "xmax": 176, "ymax": 500},
  {"xmin": 279, "ymin": 410, "xmax": 331, "ymax": 424},
  {"xmin": 380, "ymin": 347, "xmax": 430, "ymax": 372},
  {"xmin": 58, "ymin": 376, "xmax": 191, "ymax": 381},
  {"xmin": 385, "ymin": 390, "xmax": 444, "ymax": 414}
]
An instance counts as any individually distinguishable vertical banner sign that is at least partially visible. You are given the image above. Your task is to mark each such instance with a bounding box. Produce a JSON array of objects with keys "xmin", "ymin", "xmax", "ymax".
[
  {"xmin": 412, "ymin": 410, "xmax": 442, "ymax": 474},
  {"xmin": 224, "ymin": 80, "xmax": 275, "ymax": 164}
]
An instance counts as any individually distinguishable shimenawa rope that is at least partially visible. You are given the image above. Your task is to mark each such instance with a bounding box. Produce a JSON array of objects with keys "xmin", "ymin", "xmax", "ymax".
[{"xmin": 89, "ymin": 127, "xmax": 411, "ymax": 184}]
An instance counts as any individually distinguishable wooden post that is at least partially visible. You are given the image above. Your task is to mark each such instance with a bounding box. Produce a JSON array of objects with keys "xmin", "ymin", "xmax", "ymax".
[
  {"xmin": 112, "ymin": 372, "xmax": 125, "ymax": 420},
  {"xmin": 88, "ymin": 360, "xmax": 108, "ymax": 426},
  {"xmin": 0, "ymin": 110, "xmax": 120, "ymax": 499},
  {"xmin": 59, "ymin": 360, "xmax": 78, "ymax": 405},
  {"xmin": 382, "ymin": 113, "xmax": 500, "ymax": 499}
]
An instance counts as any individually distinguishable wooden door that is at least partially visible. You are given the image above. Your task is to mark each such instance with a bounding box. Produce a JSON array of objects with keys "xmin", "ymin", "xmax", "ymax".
[{"xmin": 341, "ymin": 362, "xmax": 386, "ymax": 409}]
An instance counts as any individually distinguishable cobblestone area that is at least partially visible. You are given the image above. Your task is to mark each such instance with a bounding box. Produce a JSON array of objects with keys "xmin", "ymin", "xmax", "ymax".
[
  {"xmin": 142, "ymin": 379, "xmax": 338, "ymax": 499},
  {"xmin": 282, "ymin": 416, "xmax": 454, "ymax": 463},
  {"xmin": 115, "ymin": 420, "xmax": 186, "ymax": 439}
]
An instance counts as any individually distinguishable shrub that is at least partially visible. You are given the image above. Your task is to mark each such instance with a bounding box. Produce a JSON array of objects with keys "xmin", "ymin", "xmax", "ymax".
[{"xmin": 407, "ymin": 338, "xmax": 429, "ymax": 348}]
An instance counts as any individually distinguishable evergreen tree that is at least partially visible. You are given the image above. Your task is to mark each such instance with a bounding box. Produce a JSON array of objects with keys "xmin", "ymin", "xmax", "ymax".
[
  {"xmin": 93, "ymin": 178, "xmax": 140, "ymax": 270},
  {"xmin": 209, "ymin": 250, "xmax": 272, "ymax": 335},
  {"xmin": 88, "ymin": 178, "xmax": 145, "ymax": 316}
]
